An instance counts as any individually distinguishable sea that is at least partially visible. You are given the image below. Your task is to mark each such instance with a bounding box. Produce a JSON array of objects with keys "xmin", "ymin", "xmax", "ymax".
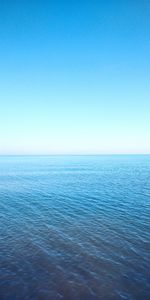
[{"xmin": 0, "ymin": 155, "xmax": 150, "ymax": 300}]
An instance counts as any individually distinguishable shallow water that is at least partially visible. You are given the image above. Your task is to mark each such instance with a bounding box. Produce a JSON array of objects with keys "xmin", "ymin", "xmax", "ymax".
[{"xmin": 0, "ymin": 155, "xmax": 150, "ymax": 300}]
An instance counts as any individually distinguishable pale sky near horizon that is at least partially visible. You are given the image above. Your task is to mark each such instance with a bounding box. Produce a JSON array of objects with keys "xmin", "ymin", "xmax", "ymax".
[{"xmin": 0, "ymin": 0, "xmax": 150, "ymax": 154}]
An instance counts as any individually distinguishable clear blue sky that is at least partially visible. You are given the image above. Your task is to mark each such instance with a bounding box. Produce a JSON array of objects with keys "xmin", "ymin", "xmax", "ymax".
[{"xmin": 0, "ymin": 0, "xmax": 150, "ymax": 154}]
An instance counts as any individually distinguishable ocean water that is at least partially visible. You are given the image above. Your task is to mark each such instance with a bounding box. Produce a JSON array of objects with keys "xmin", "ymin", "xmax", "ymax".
[{"xmin": 0, "ymin": 155, "xmax": 150, "ymax": 300}]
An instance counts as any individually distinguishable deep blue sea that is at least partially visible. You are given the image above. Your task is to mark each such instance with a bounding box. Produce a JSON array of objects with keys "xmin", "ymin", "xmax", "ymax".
[{"xmin": 0, "ymin": 155, "xmax": 150, "ymax": 300}]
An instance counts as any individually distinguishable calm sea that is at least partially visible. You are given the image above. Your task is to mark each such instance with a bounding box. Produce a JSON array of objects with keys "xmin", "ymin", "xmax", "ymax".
[{"xmin": 0, "ymin": 155, "xmax": 150, "ymax": 300}]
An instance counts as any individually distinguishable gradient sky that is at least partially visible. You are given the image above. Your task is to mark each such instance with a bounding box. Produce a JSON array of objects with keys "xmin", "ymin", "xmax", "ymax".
[{"xmin": 0, "ymin": 0, "xmax": 150, "ymax": 154}]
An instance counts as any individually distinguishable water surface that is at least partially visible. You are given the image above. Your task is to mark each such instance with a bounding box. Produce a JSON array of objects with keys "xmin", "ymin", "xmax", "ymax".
[{"xmin": 0, "ymin": 155, "xmax": 150, "ymax": 299}]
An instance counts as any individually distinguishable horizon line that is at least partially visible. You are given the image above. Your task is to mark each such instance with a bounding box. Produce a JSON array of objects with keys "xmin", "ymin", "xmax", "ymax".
[{"xmin": 0, "ymin": 153, "xmax": 150, "ymax": 156}]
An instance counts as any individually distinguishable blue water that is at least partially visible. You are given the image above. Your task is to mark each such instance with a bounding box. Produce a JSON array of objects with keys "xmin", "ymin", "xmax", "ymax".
[{"xmin": 0, "ymin": 155, "xmax": 150, "ymax": 300}]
